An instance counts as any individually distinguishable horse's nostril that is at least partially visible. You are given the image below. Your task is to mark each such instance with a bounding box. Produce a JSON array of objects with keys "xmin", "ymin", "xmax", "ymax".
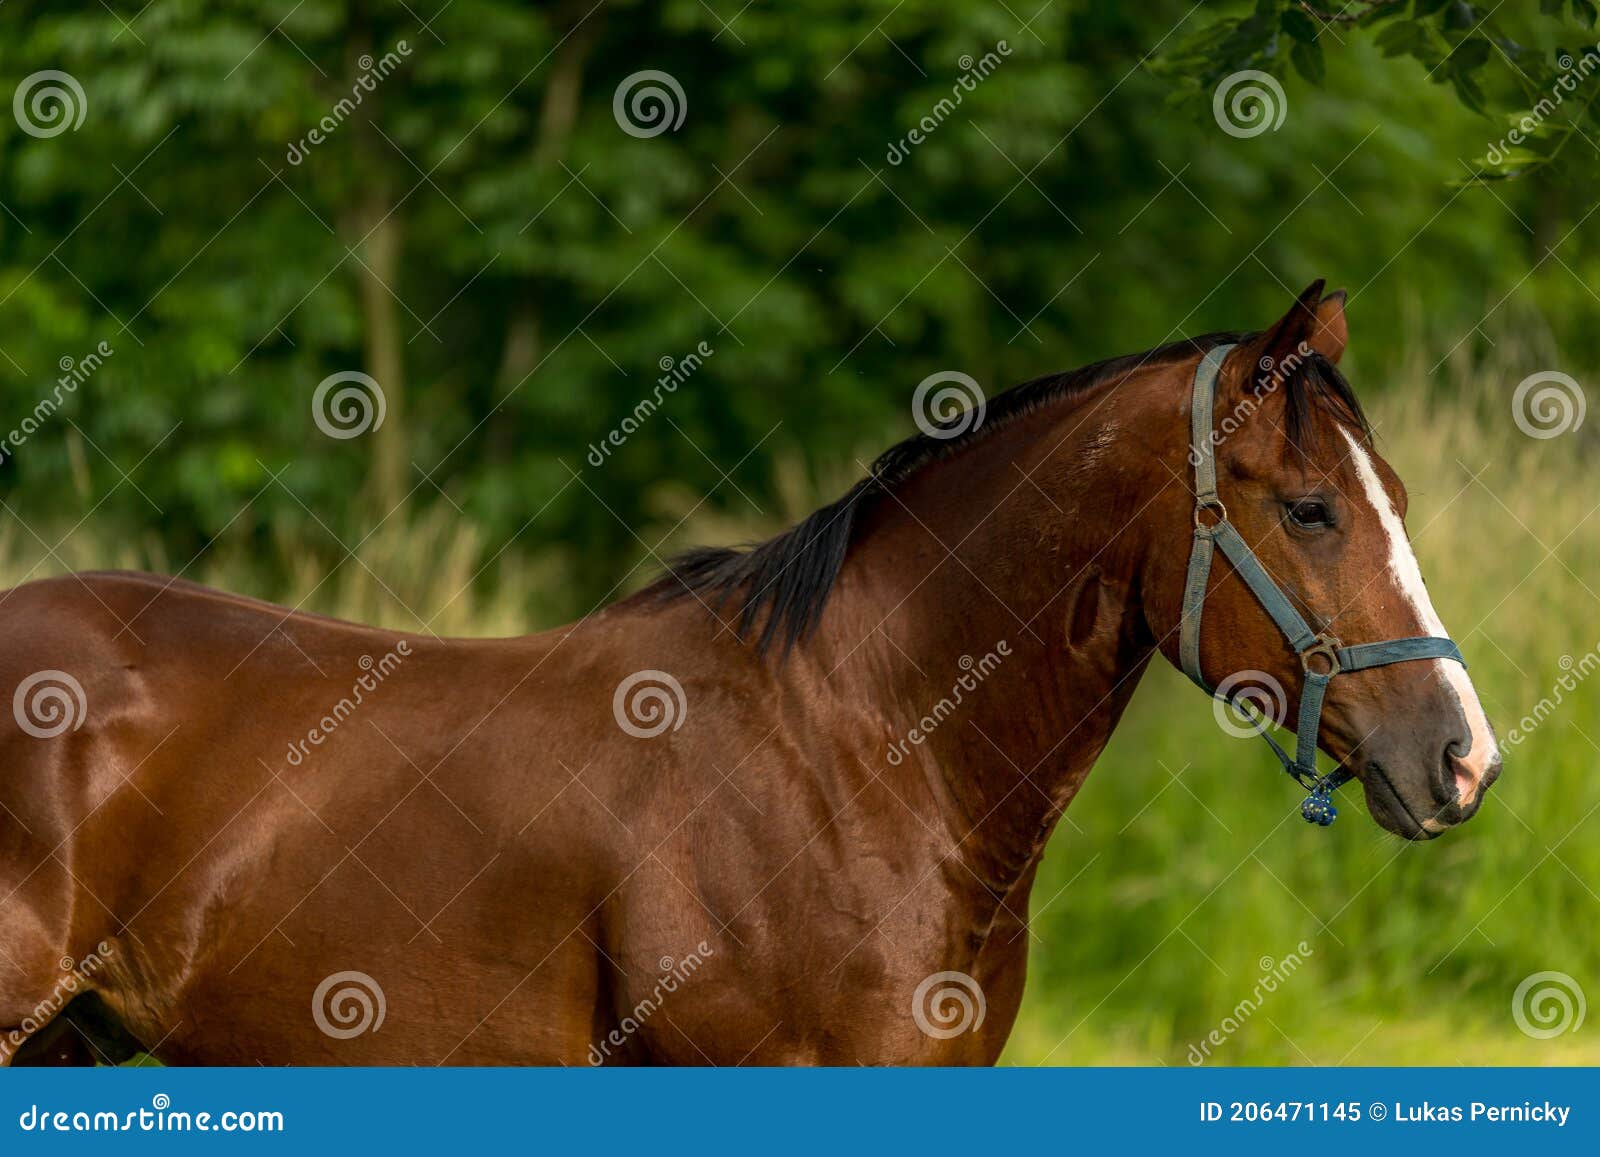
[{"xmin": 1439, "ymin": 739, "xmax": 1474, "ymax": 802}]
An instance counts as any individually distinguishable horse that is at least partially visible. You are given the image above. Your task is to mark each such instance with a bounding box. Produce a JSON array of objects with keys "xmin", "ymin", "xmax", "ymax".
[{"xmin": 0, "ymin": 280, "xmax": 1500, "ymax": 1066}]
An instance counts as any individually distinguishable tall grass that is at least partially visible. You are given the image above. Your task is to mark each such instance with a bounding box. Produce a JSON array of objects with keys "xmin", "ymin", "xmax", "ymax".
[{"xmin": 2, "ymin": 346, "xmax": 1593, "ymax": 1066}]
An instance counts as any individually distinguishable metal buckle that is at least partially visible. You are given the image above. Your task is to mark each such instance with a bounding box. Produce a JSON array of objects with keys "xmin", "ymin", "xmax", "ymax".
[
  {"xmin": 1192, "ymin": 499, "xmax": 1227, "ymax": 530},
  {"xmin": 1300, "ymin": 634, "xmax": 1342, "ymax": 677}
]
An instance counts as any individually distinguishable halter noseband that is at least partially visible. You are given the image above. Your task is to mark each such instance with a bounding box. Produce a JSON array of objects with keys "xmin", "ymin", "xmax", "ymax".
[{"xmin": 1179, "ymin": 343, "xmax": 1465, "ymax": 826}]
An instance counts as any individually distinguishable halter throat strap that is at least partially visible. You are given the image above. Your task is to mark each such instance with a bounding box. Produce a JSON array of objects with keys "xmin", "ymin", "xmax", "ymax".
[{"xmin": 1175, "ymin": 343, "xmax": 1466, "ymax": 825}]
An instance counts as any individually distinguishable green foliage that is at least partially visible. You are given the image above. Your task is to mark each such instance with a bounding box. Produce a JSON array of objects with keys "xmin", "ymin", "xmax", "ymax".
[{"xmin": 0, "ymin": 0, "xmax": 1594, "ymax": 619}]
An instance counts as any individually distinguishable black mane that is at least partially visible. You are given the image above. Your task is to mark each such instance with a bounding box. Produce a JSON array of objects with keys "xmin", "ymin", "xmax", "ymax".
[{"xmin": 645, "ymin": 330, "xmax": 1367, "ymax": 654}]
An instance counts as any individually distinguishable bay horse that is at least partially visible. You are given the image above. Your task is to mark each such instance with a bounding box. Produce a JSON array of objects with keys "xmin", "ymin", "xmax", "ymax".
[{"xmin": 0, "ymin": 281, "xmax": 1499, "ymax": 1066}]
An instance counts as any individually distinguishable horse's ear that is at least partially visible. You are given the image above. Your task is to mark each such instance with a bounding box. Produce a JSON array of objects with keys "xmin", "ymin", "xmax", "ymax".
[{"xmin": 1253, "ymin": 279, "xmax": 1347, "ymax": 366}]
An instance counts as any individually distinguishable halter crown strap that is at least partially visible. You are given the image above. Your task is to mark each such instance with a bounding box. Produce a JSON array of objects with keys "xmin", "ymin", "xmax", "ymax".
[{"xmin": 1177, "ymin": 343, "xmax": 1467, "ymax": 826}]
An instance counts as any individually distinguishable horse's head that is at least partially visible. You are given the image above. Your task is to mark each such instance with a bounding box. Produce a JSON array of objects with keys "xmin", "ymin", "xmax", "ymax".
[{"xmin": 1156, "ymin": 281, "xmax": 1500, "ymax": 838}]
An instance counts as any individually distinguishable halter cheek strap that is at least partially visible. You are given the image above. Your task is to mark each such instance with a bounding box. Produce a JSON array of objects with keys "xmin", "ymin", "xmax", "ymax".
[{"xmin": 1177, "ymin": 343, "xmax": 1466, "ymax": 826}]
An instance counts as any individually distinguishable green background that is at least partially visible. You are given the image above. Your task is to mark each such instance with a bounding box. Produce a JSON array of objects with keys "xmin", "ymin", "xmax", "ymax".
[{"xmin": 1, "ymin": 0, "xmax": 1596, "ymax": 1064}]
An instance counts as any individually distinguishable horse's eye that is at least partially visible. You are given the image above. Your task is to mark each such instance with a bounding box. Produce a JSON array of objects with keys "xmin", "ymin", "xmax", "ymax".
[{"xmin": 1286, "ymin": 498, "xmax": 1332, "ymax": 528}]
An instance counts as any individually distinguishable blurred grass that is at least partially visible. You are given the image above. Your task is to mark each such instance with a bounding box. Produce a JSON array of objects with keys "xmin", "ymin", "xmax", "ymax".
[{"xmin": 3, "ymin": 342, "xmax": 1595, "ymax": 1066}]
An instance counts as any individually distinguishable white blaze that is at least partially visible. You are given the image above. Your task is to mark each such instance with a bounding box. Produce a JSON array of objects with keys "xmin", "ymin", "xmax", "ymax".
[{"xmin": 1340, "ymin": 429, "xmax": 1498, "ymax": 803}]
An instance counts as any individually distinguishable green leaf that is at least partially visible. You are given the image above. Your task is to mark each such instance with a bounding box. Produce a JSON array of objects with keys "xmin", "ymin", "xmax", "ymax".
[
  {"xmin": 1451, "ymin": 70, "xmax": 1487, "ymax": 113},
  {"xmin": 1451, "ymin": 35, "xmax": 1492, "ymax": 73},
  {"xmin": 1576, "ymin": 0, "xmax": 1598, "ymax": 26},
  {"xmin": 1414, "ymin": 0, "xmax": 1452, "ymax": 16},
  {"xmin": 1375, "ymin": 18, "xmax": 1427, "ymax": 57},
  {"xmin": 1538, "ymin": 0, "xmax": 1566, "ymax": 15},
  {"xmin": 1282, "ymin": 9, "xmax": 1319, "ymax": 43},
  {"xmin": 1292, "ymin": 38, "xmax": 1327, "ymax": 84}
]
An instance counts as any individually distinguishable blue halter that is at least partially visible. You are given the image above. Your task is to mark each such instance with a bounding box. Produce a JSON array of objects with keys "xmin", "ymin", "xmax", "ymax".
[{"xmin": 1178, "ymin": 344, "xmax": 1466, "ymax": 826}]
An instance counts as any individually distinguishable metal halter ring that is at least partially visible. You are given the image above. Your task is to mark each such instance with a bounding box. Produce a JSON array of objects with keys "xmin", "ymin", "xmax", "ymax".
[
  {"xmin": 1300, "ymin": 635, "xmax": 1342, "ymax": 677},
  {"xmin": 1192, "ymin": 499, "xmax": 1228, "ymax": 530}
]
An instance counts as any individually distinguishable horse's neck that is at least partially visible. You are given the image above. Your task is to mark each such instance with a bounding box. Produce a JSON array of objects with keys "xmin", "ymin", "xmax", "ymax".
[{"xmin": 815, "ymin": 396, "xmax": 1166, "ymax": 893}]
